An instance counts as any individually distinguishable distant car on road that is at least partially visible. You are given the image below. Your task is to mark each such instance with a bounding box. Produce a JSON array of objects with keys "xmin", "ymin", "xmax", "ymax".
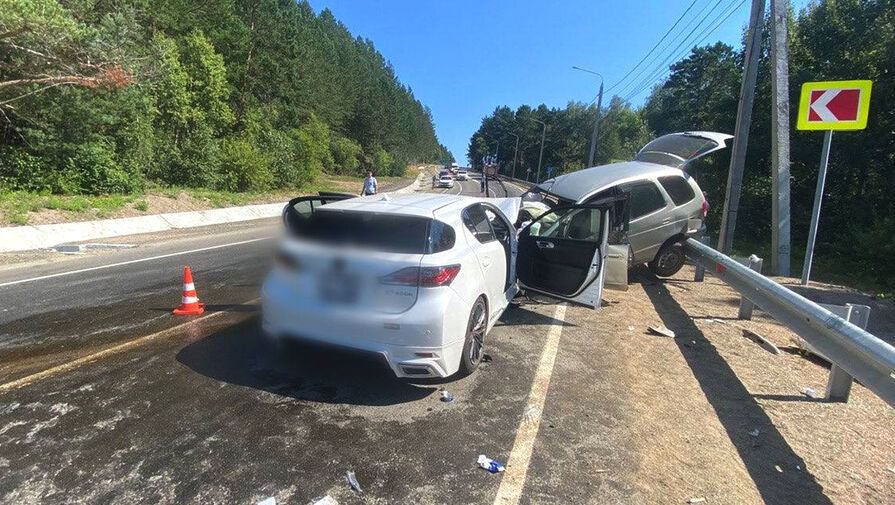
[
  {"xmin": 520, "ymin": 131, "xmax": 731, "ymax": 277},
  {"xmin": 437, "ymin": 172, "xmax": 454, "ymax": 188},
  {"xmin": 456, "ymin": 169, "xmax": 469, "ymax": 181},
  {"xmin": 264, "ymin": 193, "xmax": 627, "ymax": 378}
]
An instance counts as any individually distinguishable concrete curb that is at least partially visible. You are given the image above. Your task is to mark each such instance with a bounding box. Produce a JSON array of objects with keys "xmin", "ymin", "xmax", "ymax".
[{"xmin": 0, "ymin": 172, "xmax": 427, "ymax": 253}]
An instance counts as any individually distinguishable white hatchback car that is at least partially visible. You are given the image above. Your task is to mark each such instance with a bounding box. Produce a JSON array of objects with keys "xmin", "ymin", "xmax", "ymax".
[{"xmin": 262, "ymin": 193, "xmax": 627, "ymax": 378}]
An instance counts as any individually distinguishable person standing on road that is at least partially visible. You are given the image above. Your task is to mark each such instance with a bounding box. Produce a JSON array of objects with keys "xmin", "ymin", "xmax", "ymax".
[
  {"xmin": 361, "ymin": 170, "xmax": 377, "ymax": 196},
  {"xmin": 480, "ymin": 166, "xmax": 488, "ymax": 194}
]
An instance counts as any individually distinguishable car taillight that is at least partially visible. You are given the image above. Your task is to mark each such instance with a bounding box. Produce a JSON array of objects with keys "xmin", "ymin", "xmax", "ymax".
[
  {"xmin": 380, "ymin": 265, "xmax": 461, "ymax": 287},
  {"xmin": 701, "ymin": 200, "xmax": 709, "ymax": 218}
]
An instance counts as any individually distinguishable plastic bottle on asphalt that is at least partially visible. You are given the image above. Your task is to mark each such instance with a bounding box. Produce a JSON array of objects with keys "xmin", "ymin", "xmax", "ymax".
[{"xmin": 477, "ymin": 455, "xmax": 506, "ymax": 473}]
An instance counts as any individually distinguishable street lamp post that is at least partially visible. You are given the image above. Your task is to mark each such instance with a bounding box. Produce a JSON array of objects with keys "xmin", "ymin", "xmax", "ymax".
[
  {"xmin": 508, "ymin": 133, "xmax": 519, "ymax": 180},
  {"xmin": 572, "ymin": 66, "xmax": 604, "ymax": 167},
  {"xmin": 533, "ymin": 119, "xmax": 546, "ymax": 183}
]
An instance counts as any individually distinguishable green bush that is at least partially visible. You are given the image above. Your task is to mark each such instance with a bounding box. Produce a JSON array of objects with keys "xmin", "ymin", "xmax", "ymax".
[
  {"xmin": 63, "ymin": 140, "xmax": 142, "ymax": 194},
  {"xmin": 217, "ymin": 136, "xmax": 273, "ymax": 192},
  {"xmin": 330, "ymin": 136, "xmax": 362, "ymax": 175},
  {"xmin": 0, "ymin": 151, "xmax": 53, "ymax": 192},
  {"xmin": 370, "ymin": 147, "xmax": 395, "ymax": 176}
]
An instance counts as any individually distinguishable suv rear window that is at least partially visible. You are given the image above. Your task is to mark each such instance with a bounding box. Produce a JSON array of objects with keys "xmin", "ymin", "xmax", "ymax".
[
  {"xmin": 297, "ymin": 211, "xmax": 442, "ymax": 254},
  {"xmin": 635, "ymin": 134, "xmax": 721, "ymax": 168},
  {"xmin": 658, "ymin": 175, "xmax": 696, "ymax": 206},
  {"xmin": 624, "ymin": 181, "xmax": 667, "ymax": 219}
]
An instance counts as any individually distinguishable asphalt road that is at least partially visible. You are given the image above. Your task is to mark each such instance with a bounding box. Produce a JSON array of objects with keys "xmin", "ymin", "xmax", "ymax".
[
  {"xmin": 4, "ymin": 176, "xmax": 599, "ymax": 504},
  {"xmin": 1, "ymin": 174, "xmax": 881, "ymax": 504}
]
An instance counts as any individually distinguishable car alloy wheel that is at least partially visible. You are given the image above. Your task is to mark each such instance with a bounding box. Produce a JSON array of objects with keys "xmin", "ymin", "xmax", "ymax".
[{"xmin": 459, "ymin": 297, "xmax": 487, "ymax": 375}]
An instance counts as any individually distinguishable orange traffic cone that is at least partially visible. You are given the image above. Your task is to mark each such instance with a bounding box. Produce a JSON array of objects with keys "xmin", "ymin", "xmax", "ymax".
[{"xmin": 173, "ymin": 266, "xmax": 205, "ymax": 315}]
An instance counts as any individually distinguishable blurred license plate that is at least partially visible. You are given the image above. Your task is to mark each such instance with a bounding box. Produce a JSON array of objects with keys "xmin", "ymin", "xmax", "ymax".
[{"xmin": 318, "ymin": 274, "xmax": 360, "ymax": 303}]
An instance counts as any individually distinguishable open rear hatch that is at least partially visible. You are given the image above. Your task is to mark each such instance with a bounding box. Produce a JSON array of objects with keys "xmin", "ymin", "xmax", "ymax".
[{"xmin": 634, "ymin": 131, "xmax": 732, "ymax": 168}]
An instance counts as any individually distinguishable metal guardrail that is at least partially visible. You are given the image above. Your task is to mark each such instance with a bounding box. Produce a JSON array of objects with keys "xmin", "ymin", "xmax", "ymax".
[{"xmin": 683, "ymin": 237, "xmax": 895, "ymax": 408}]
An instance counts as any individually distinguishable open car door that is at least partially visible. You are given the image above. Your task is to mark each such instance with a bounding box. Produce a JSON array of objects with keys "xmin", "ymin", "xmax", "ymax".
[
  {"xmin": 515, "ymin": 204, "xmax": 612, "ymax": 309},
  {"xmin": 283, "ymin": 193, "xmax": 353, "ymax": 234},
  {"xmin": 634, "ymin": 131, "xmax": 732, "ymax": 168}
]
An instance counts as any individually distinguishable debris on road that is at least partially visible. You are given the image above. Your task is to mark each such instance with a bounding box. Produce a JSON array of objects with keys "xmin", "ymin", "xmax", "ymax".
[
  {"xmin": 775, "ymin": 465, "xmax": 784, "ymax": 473},
  {"xmin": 801, "ymin": 387, "xmax": 820, "ymax": 399},
  {"xmin": 257, "ymin": 497, "xmax": 276, "ymax": 505},
  {"xmin": 647, "ymin": 325, "xmax": 676, "ymax": 338},
  {"xmin": 477, "ymin": 455, "xmax": 506, "ymax": 473},
  {"xmin": 741, "ymin": 329, "xmax": 781, "ymax": 355},
  {"xmin": 309, "ymin": 496, "xmax": 338, "ymax": 505},
  {"xmin": 346, "ymin": 471, "xmax": 363, "ymax": 493},
  {"xmin": 748, "ymin": 429, "xmax": 760, "ymax": 437},
  {"xmin": 440, "ymin": 390, "xmax": 455, "ymax": 403},
  {"xmin": 687, "ymin": 497, "xmax": 706, "ymax": 503}
]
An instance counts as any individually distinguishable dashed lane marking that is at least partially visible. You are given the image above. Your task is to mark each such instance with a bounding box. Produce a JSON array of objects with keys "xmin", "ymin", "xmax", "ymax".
[
  {"xmin": 493, "ymin": 303, "xmax": 567, "ymax": 505},
  {"xmin": 0, "ymin": 237, "xmax": 272, "ymax": 288},
  {"xmin": 0, "ymin": 299, "xmax": 258, "ymax": 392}
]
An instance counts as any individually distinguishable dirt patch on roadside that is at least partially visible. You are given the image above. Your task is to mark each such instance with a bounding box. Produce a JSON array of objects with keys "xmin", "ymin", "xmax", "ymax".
[{"xmin": 601, "ymin": 265, "xmax": 894, "ymax": 504}]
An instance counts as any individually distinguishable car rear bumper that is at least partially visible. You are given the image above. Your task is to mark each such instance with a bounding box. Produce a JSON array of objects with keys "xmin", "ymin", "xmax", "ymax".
[{"xmin": 261, "ymin": 277, "xmax": 468, "ymax": 378}]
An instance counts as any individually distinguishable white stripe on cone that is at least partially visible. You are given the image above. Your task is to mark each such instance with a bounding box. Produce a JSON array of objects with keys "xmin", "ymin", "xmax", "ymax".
[
  {"xmin": 181, "ymin": 296, "xmax": 199, "ymax": 304},
  {"xmin": 182, "ymin": 282, "xmax": 195, "ymax": 291}
]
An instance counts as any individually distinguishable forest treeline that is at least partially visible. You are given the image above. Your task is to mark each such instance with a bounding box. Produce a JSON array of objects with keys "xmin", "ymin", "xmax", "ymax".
[
  {"xmin": 0, "ymin": 0, "xmax": 453, "ymax": 195},
  {"xmin": 469, "ymin": 0, "xmax": 894, "ymax": 289}
]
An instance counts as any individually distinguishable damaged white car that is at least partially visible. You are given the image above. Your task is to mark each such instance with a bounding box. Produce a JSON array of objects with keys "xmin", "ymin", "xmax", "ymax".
[{"xmin": 262, "ymin": 193, "xmax": 628, "ymax": 378}]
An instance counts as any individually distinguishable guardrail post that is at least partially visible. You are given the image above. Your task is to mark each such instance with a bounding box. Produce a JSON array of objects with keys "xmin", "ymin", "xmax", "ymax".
[
  {"xmin": 825, "ymin": 303, "xmax": 871, "ymax": 402},
  {"xmin": 737, "ymin": 255, "xmax": 763, "ymax": 320},
  {"xmin": 694, "ymin": 235, "xmax": 710, "ymax": 282}
]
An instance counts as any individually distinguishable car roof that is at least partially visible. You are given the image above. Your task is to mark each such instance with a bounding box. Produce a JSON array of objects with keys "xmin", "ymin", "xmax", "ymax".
[
  {"xmin": 535, "ymin": 161, "xmax": 689, "ymax": 202},
  {"xmin": 319, "ymin": 193, "xmax": 478, "ymax": 217}
]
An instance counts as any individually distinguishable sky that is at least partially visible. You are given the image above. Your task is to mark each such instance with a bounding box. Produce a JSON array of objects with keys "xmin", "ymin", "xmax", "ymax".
[{"xmin": 310, "ymin": 0, "xmax": 812, "ymax": 164}]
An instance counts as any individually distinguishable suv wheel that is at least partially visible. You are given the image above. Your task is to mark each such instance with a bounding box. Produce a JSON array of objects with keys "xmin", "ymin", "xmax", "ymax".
[
  {"xmin": 649, "ymin": 242, "xmax": 685, "ymax": 277},
  {"xmin": 458, "ymin": 297, "xmax": 487, "ymax": 376}
]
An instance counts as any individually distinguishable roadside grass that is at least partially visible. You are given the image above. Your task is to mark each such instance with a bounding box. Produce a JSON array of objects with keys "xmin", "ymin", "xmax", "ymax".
[{"xmin": 0, "ymin": 168, "xmax": 418, "ymax": 227}]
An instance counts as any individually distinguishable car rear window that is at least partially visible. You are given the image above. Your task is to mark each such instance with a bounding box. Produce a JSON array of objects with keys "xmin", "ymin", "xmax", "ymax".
[
  {"xmin": 298, "ymin": 210, "xmax": 432, "ymax": 254},
  {"xmin": 658, "ymin": 175, "xmax": 696, "ymax": 206},
  {"xmin": 624, "ymin": 181, "xmax": 667, "ymax": 219},
  {"xmin": 427, "ymin": 219, "xmax": 456, "ymax": 253},
  {"xmin": 635, "ymin": 135, "xmax": 721, "ymax": 168},
  {"xmin": 462, "ymin": 204, "xmax": 495, "ymax": 243}
]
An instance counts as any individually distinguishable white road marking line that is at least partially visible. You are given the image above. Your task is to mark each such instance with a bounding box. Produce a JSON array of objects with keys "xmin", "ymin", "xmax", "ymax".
[
  {"xmin": 0, "ymin": 299, "xmax": 259, "ymax": 392},
  {"xmin": 0, "ymin": 237, "xmax": 271, "ymax": 288},
  {"xmin": 493, "ymin": 303, "xmax": 567, "ymax": 505}
]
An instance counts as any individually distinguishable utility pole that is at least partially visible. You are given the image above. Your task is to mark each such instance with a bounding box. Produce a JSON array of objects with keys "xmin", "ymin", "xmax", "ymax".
[
  {"xmin": 718, "ymin": 0, "xmax": 765, "ymax": 254},
  {"xmin": 572, "ymin": 66, "xmax": 604, "ymax": 167},
  {"xmin": 770, "ymin": 0, "xmax": 791, "ymax": 276},
  {"xmin": 509, "ymin": 132, "xmax": 520, "ymax": 179},
  {"xmin": 589, "ymin": 81, "xmax": 604, "ymax": 167},
  {"xmin": 534, "ymin": 119, "xmax": 546, "ymax": 183}
]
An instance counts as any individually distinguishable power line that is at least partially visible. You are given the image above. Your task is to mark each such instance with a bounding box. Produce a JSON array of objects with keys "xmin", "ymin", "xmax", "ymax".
[
  {"xmin": 612, "ymin": 0, "xmax": 719, "ymax": 98},
  {"xmin": 604, "ymin": 0, "xmax": 701, "ymax": 94},
  {"xmin": 623, "ymin": 0, "xmax": 746, "ymax": 102},
  {"xmin": 618, "ymin": 0, "xmax": 728, "ymax": 98}
]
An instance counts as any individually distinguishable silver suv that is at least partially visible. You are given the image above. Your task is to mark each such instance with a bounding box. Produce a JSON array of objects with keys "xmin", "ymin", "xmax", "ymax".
[{"xmin": 520, "ymin": 132, "xmax": 731, "ymax": 277}]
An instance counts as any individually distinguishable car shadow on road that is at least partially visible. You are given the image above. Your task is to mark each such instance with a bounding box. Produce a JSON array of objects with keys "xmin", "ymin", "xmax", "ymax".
[
  {"xmin": 176, "ymin": 317, "xmax": 438, "ymax": 407},
  {"xmin": 496, "ymin": 301, "xmax": 579, "ymax": 328},
  {"xmin": 636, "ymin": 271, "xmax": 833, "ymax": 505}
]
